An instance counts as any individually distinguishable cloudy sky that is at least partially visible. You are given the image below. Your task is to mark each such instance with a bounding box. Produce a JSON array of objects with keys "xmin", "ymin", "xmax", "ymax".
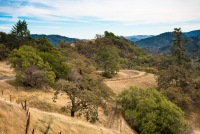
[{"xmin": 0, "ymin": 0, "xmax": 200, "ymax": 39}]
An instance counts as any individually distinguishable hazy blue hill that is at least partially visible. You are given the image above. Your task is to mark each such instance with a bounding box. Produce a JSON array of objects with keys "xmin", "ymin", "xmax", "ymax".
[
  {"xmin": 126, "ymin": 35, "xmax": 154, "ymax": 42},
  {"xmin": 31, "ymin": 34, "xmax": 77, "ymax": 46},
  {"xmin": 135, "ymin": 32, "xmax": 172, "ymax": 48},
  {"xmin": 133, "ymin": 30, "xmax": 200, "ymax": 54},
  {"xmin": 184, "ymin": 30, "xmax": 200, "ymax": 37}
]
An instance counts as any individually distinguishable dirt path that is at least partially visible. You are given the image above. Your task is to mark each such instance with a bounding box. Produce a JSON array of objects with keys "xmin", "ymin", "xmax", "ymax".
[
  {"xmin": 104, "ymin": 70, "xmax": 157, "ymax": 94},
  {"xmin": 107, "ymin": 104, "xmax": 137, "ymax": 134},
  {"xmin": 0, "ymin": 61, "xmax": 15, "ymax": 81}
]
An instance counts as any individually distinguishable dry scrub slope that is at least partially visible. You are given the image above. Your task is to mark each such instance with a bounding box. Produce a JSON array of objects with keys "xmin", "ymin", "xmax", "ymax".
[
  {"xmin": 0, "ymin": 99, "xmax": 121, "ymax": 134},
  {"xmin": 0, "ymin": 61, "xmax": 136, "ymax": 134}
]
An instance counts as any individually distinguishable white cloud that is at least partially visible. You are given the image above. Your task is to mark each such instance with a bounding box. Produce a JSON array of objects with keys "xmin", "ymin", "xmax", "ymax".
[
  {"xmin": 1, "ymin": 0, "xmax": 200, "ymax": 24},
  {"xmin": 33, "ymin": 26, "xmax": 60, "ymax": 29},
  {"xmin": 1, "ymin": 0, "xmax": 199, "ymax": 38}
]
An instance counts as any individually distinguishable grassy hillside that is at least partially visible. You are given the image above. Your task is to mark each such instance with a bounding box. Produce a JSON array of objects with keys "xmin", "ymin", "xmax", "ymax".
[
  {"xmin": 0, "ymin": 58, "xmax": 136, "ymax": 134},
  {"xmin": 0, "ymin": 99, "xmax": 123, "ymax": 134}
]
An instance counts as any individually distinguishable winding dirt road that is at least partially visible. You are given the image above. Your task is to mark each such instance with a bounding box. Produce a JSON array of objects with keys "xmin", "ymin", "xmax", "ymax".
[
  {"xmin": 0, "ymin": 61, "xmax": 15, "ymax": 81},
  {"xmin": 104, "ymin": 70, "xmax": 157, "ymax": 94}
]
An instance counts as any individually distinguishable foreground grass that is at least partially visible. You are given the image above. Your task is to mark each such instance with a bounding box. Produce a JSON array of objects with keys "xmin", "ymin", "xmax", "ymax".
[{"xmin": 0, "ymin": 99, "xmax": 123, "ymax": 134}]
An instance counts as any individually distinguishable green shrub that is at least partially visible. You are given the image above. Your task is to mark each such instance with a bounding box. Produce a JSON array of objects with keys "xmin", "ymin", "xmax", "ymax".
[
  {"xmin": 9, "ymin": 45, "xmax": 55, "ymax": 87},
  {"xmin": 117, "ymin": 87, "xmax": 187, "ymax": 134}
]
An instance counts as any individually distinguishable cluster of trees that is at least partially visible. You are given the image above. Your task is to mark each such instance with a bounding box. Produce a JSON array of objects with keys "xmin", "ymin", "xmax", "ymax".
[
  {"xmin": 116, "ymin": 28, "xmax": 200, "ymax": 134},
  {"xmin": 157, "ymin": 28, "xmax": 200, "ymax": 110},
  {"xmin": 0, "ymin": 20, "xmax": 113, "ymax": 123},
  {"xmin": 73, "ymin": 31, "xmax": 148, "ymax": 77}
]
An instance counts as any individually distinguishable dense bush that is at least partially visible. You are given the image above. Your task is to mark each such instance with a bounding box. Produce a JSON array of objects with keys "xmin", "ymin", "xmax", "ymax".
[
  {"xmin": 9, "ymin": 45, "xmax": 55, "ymax": 87},
  {"xmin": 0, "ymin": 44, "xmax": 9, "ymax": 60},
  {"xmin": 117, "ymin": 87, "xmax": 187, "ymax": 134}
]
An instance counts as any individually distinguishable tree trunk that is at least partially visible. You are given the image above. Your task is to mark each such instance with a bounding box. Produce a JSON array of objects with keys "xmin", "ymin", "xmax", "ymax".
[
  {"xmin": 71, "ymin": 97, "xmax": 75, "ymax": 117},
  {"xmin": 71, "ymin": 110, "xmax": 75, "ymax": 117}
]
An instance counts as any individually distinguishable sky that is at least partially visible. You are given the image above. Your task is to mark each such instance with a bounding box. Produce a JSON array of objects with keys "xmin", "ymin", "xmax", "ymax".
[{"xmin": 0, "ymin": 0, "xmax": 200, "ymax": 39}]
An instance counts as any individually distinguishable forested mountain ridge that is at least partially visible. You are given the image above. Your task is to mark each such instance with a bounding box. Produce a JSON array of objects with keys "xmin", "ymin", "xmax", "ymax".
[
  {"xmin": 31, "ymin": 34, "xmax": 78, "ymax": 46},
  {"xmin": 133, "ymin": 30, "xmax": 200, "ymax": 54},
  {"xmin": 125, "ymin": 35, "xmax": 154, "ymax": 42}
]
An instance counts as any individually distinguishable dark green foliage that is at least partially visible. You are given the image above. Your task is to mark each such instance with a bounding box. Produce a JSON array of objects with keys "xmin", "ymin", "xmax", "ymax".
[
  {"xmin": 0, "ymin": 20, "xmax": 31, "ymax": 51},
  {"xmin": 95, "ymin": 44, "xmax": 120, "ymax": 77},
  {"xmin": 0, "ymin": 44, "xmax": 10, "ymax": 60},
  {"xmin": 4, "ymin": 34, "xmax": 18, "ymax": 50},
  {"xmin": 11, "ymin": 20, "xmax": 30, "ymax": 39},
  {"xmin": 117, "ymin": 87, "xmax": 187, "ymax": 134},
  {"xmin": 34, "ymin": 37, "xmax": 55, "ymax": 52},
  {"xmin": 34, "ymin": 38, "xmax": 70, "ymax": 79},
  {"xmin": 170, "ymin": 28, "xmax": 190, "ymax": 65},
  {"xmin": 9, "ymin": 45, "xmax": 55, "ymax": 87},
  {"xmin": 0, "ymin": 32, "xmax": 7, "ymax": 44},
  {"xmin": 10, "ymin": 20, "xmax": 30, "ymax": 49},
  {"xmin": 157, "ymin": 28, "xmax": 200, "ymax": 109},
  {"xmin": 31, "ymin": 34, "xmax": 77, "ymax": 46},
  {"xmin": 74, "ymin": 31, "xmax": 147, "ymax": 71}
]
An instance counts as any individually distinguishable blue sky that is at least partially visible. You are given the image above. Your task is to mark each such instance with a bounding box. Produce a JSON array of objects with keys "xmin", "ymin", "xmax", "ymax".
[{"xmin": 0, "ymin": 0, "xmax": 200, "ymax": 39}]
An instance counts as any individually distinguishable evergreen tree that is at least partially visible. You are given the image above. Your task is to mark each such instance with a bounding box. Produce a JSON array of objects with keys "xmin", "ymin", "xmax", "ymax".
[
  {"xmin": 11, "ymin": 20, "xmax": 30, "ymax": 48},
  {"xmin": 170, "ymin": 28, "xmax": 190, "ymax": 65},
  {"xmin": 157, "ymin": 28, "xmax": 194, "ymax": 109}
]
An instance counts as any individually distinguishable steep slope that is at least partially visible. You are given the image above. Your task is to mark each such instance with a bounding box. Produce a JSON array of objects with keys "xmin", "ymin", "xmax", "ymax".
[
  {"xmin": 134, "ymin": 30, "xmax": 200, "ymax": 54},
  {"xmin": 185, "ymin": 30, "xmax": 200, "ymax": 37},
  {"xmin": 0, "ymin": 99, "xmax": 123, "ymax": 134},
  {"xmin": 31, "ymin": 34, "xmax": 77, "ymax": 46},
  {"xmin": 0, "ymin": 61, "xmax": 137, "ymax": 134}
]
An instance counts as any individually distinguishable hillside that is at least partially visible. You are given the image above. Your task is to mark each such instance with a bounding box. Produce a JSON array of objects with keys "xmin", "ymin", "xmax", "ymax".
[
  {"xmin": 0, "ymin": 99, "xmax": 122, "ymax": 134},
  {"xmin": 125, "ymin": 35, "xmax": 154, "ymax": 42},
  {"xmin": 0, "ymin": 61, "xmax": 137, "ymax": 134},
  {"xmin": 31, "ymin": 34, "xmax": 77, "ymax": 46},
  {"xmin": 134, "ymin": 30, "xmax": 200, "ymax": 54}
]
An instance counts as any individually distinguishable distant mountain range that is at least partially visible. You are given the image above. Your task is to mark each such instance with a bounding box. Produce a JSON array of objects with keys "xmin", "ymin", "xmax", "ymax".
[
  {"xmin": 31, "ymin": 34, "xmax": 78, "ymax": 46},
  {"xmin": 125, "ymin": 35, "xmax": 154, "ymax": 42},
  {"xmin": 31, "ymin": 30, "xmax": 200, "ymax": 55},
  {"xmin": 128, "ymin": 30, "xmax": 200, "ymax": 54}
]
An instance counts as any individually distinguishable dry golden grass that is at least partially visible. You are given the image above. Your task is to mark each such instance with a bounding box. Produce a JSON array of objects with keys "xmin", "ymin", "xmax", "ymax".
[
  {"xmin": 0, "ymin": 99, "xmax": 26, "ymax": 134},
  {"xmin": 0, "ymin": 61, "xmax": 15, "ymax": 77},
  {"xmin": 0, "ymin": 61, "xmax": 137, "ymax": 134},
  {"xmin": 0, "ymin": 99, "xmax": 123, "ymax": 134}
]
